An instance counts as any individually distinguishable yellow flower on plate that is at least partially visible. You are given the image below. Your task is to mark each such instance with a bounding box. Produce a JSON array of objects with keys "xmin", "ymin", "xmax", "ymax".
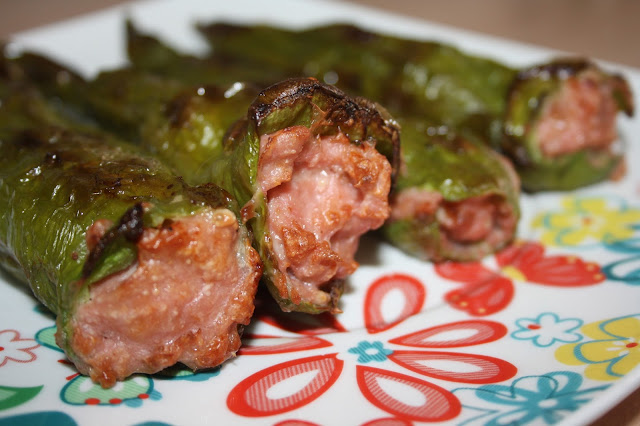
[
  {"xmin": 556, "ymin": 315, "xmax": 640, "ymax": 381},
  {"xmin": 533, "ymin": 197, "xmax": 640, "ymax": 246}
]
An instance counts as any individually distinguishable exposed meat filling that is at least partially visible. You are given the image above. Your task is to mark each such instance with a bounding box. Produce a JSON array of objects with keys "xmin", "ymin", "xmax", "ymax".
[
  {"xmin": 391, "ymin": 188, "xmax": 517, "ymax": 261},
  {"xmin": 535, "ymin": 71, "xmax": 619, "ymax": 158},
  {"xmin": 258, "ymin": 125, "xmax": 392, "ymax": 308},
  {"xmin": 69, "ymin": 208, "xmax": 261, "ymax": 387},
  {"xmin": 438, "ymin": 195, "xmax": 516, "ymax": 245}
]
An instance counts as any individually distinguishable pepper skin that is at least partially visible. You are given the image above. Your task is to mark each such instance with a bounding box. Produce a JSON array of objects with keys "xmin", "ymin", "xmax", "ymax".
[
  {"xmin": 11, "ymin": 48, "xmax": 400, "ymax": 313},
  {"xmin": 502, "ymin": 59, "xmax": 634, "ymax": 191},
  {"xmin": 382, "ymin": 118, "xmax": 520, "ymax": 262},
  {"xmin": 121, "ymin": 25, "xmax": 520, "ymax": 262},
  {"xmin": 208, "ymin": 78, "xmax": 400, "ymax": 313},
  {"xmin": 196, "ymin": 22, "xmax": 634, "ymax": 192},
  {"xmin": 0, "ymin": 54, "xmax": 262, "ymax": 387}
]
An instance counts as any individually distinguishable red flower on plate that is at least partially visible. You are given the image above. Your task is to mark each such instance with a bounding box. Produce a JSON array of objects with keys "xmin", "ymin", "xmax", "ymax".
[
  {"xmin": 227, "ymin": 272, "xmax": 516, "ymax": 423},
  {"xmin": 238, "ymin": 335, "xmax": 332, "ymax": 356},
  {"xmin": 227, "ymin": 354, "xmax": 343, "ymax": 417},
  {"xmin": 364, "ymin": 273, "xmax": 426, "ymax": 334},
  {"xmin": 0, "ymin": 329, "xmax": 40, "ymax": 367},
  {"xmin": 357, "ymin": 366, "xmax": 461, "ymax": 422},
  {"xmin": 435, "ymin": 241, "xmax": 605, "ymax": 316}
]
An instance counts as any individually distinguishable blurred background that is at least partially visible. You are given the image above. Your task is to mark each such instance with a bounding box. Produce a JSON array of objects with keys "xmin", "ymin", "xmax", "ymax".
[
  {"xmin": 351, "ymin": 0, "xmax": 640, "ymax": 68},
  {"xmin": 0, "ymin": 0, "xmax": 639, "ymax": 68}
]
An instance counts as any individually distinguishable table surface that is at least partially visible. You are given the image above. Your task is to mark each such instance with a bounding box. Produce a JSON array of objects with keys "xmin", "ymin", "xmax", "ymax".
[{"xmin": 0, "ymin": 1, "xmax": 639, "ymax": 425}]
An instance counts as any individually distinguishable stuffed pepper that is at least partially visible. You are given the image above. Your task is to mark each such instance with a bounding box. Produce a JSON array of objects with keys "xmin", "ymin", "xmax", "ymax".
[
  {"xmin": 196, "ymin": 22, "xmax": 634, "ymax": 192},
  {"xmin": 196, "ymin": 22, "xmax": 403, "ymax": 104},
  {"xmin": 383, "ymin": 118, "xmax": 520, "ymax": 262},
  {"xmin": 14, "ymin": 50, "xmax": 400, "ymax": 313},
  {"xmin": 206, "ymin": 78, "xmax": 399, "ymax": 312},
  {"xmin": 0, "ymin": 62, "xmax": 262, "ymax": 387},
  {"xmin": 125, "ymin": 21, "xmax": 282, "ymax": 88},
  {"xmin": 502, "ymin": 59, "xmax": 634, "ymax": 191}
]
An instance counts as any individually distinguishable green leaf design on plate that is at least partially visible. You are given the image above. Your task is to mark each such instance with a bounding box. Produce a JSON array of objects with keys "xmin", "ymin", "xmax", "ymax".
[
  {"xmin": 0, "ymin": 385, "xmax": 43, "ymax": 411},
  {"xmin": 35, "ymin": 325, "xmax": 62, "ymax": 353},
  {"xmin": 61, "ymin": 375, "xmax": 156, "ymax": 406}
]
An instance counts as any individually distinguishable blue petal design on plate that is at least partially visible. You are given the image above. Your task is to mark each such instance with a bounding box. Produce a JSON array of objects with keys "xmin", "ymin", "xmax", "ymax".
[
  {"xmin": 511, "ymin": 312, "xmax": 583, "ymax": 347},
  {"xmin": 602, "ymin": 255, "xmax": 640, "ymax": 285},
  {"xmin": 604, "ymin": 235, "xmax": 640, "ymax": 254},
  {"xmin": 454, "ymin": 371, "xmax": 609, "ymax": 425},
  {"xmin": 347, "ymin": 340, "xmax": 393, "ymax": 363},
  {"xmin": 0, "ymin": 411, "xmax": 76, "ymax": 426}
]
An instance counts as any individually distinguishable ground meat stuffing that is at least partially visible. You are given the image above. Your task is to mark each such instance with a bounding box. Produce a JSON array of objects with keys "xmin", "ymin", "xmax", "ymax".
[
  {"xmin": 391, "ymin": 188, "xmax": 517, "ymax": 261},
  {"xmin": 535, "ymin": 71, "xmax": 619, "ymax": 157},
  {"xmin": 258, "ymin": 125, "xmax": 392, "ymax": 308},
  {"xmin": 69, "ymin": 208, "xmax": 261, "ymax": 387}
]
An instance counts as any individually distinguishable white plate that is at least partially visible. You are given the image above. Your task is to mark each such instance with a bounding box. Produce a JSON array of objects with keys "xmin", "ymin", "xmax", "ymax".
[{"xmin": 2, "ymin": 0, "xmax": 640, "ymax": 425}]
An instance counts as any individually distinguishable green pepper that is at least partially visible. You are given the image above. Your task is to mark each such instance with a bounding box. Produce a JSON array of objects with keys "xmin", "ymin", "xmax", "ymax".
[
  {"xmin": 195, "ymin": 22, "xmax": 513, "ymax": 120},
  {"xmin": 194, "ymin": 23, "xmax": 522, "ymax": 261},
  {"xmin": 0, "ymin": 57, "xmax": 262, "ymax": 386},
  {"xmin": 206, "ymin": 78, "xmax": 399, "ymax": 312},
  {"xmin": 125, "ymin": 21, "xmax": 282, "ymax": 88},
  {"xmin": 120, "ymin": 24, "xmax": 518, "ymax": 263},
  {"xmin": 14, "ymin": 46, "xmax": 400, "ymax": 313},
  {"xmin": 142, "ymin": 76, "xmax": 398, "ymax": 313},
  {"xmin": 502, "ymin": 59, "xmax": 634, "ymax": 191},
  {"xmin": 196, "ymin": 22, "xmax": 634, "ymax": 192},
  {"xmin": 382, "ymin": 118, "xmax": 520, "ymax": 262},
  {"xmin": 196, "ymin": 23, "xmax": 405, "ymax": 104},
  {"xmin": 81, "ymin": 69, "xmax": 261, "ymax": 185}
]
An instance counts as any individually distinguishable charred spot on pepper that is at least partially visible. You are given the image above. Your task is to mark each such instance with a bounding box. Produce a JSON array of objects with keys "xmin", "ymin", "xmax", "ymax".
[
  {"xmin": 250, "ymin": 78, "xmax": 322, "ymax": 124},
  {"xmin": 15, "ymin": 129, "xmax": 47, "ymax": 149},
  {"xmin": 113, "ymin": 203, "xmax": 146, "ymax": 243},
  {"xmin": 81, "ymin": 203, "xmax": 145, "ymax": 278},
  {"xmin": 165, "ymin": 93, "xmax": 193, "ymax": 128},
  {"xmin": 186, "ymin": 182, "xmax": 236, "ymax": 208},
  {"xmin": 160, "ymin": 218, "xmax": 174, "ymax": 231}
]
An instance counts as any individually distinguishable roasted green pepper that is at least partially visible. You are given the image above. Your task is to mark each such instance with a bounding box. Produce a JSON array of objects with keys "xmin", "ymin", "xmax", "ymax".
[
  {"xmin": 196, "ymin": 23, "xmax": 405, "ymax": 104},
  {"xmin": 14, "ymin": 48, "xmax": 400, "ymax": 313},
  {"xmin": 502, "ymin": 59, "xmax": 634, "ymax": 191},
  {"xmin": 196, "ymin": 22, "xmax": 515, "ymax": 122},
  {"xmin": 196, "ymin": 22, "xmax": 634, "ymax": 192},
  {"xmin": 125, "ymin": 21, "xmax": 282, "ymax": 88},
  {"xmin": 0, "ymin": 56, "xmax": 262, "ymax": 387},
  {"xmin": 382, "ymin": 118, "xmax": 520, "ymax": 262},
  {"xmin": 80, "ymin": 69, "xmax": 261, "ymax": 185},
  {"xmin": 122, "ymin": 23, "xmax": 518, "ymax": 263},
  {"xmin": 206, "ymin": 78, "xmax": 399, "ymax": 312}
]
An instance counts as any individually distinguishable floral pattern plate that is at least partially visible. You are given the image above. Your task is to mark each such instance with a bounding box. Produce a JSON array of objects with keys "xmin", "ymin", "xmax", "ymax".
[{"xmin": 2, "ymin": 0, "xmax": 640, "ymax": 425}]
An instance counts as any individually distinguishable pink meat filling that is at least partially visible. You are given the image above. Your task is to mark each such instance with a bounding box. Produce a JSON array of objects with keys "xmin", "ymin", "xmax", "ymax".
[
  {"xmin": 258, "ymin": 125, "xmax": 391, "ymax": 308},
  {"xmin": 391, "ymin": 188, "xmax": 517, "ymax": 261},
  {"xmin": 535, "ymin": 71, "xmax": 619, "ymax": 157},
  {"xmin": 69, "ymin": 208, "xmax": 261, "ymax": 387}
]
